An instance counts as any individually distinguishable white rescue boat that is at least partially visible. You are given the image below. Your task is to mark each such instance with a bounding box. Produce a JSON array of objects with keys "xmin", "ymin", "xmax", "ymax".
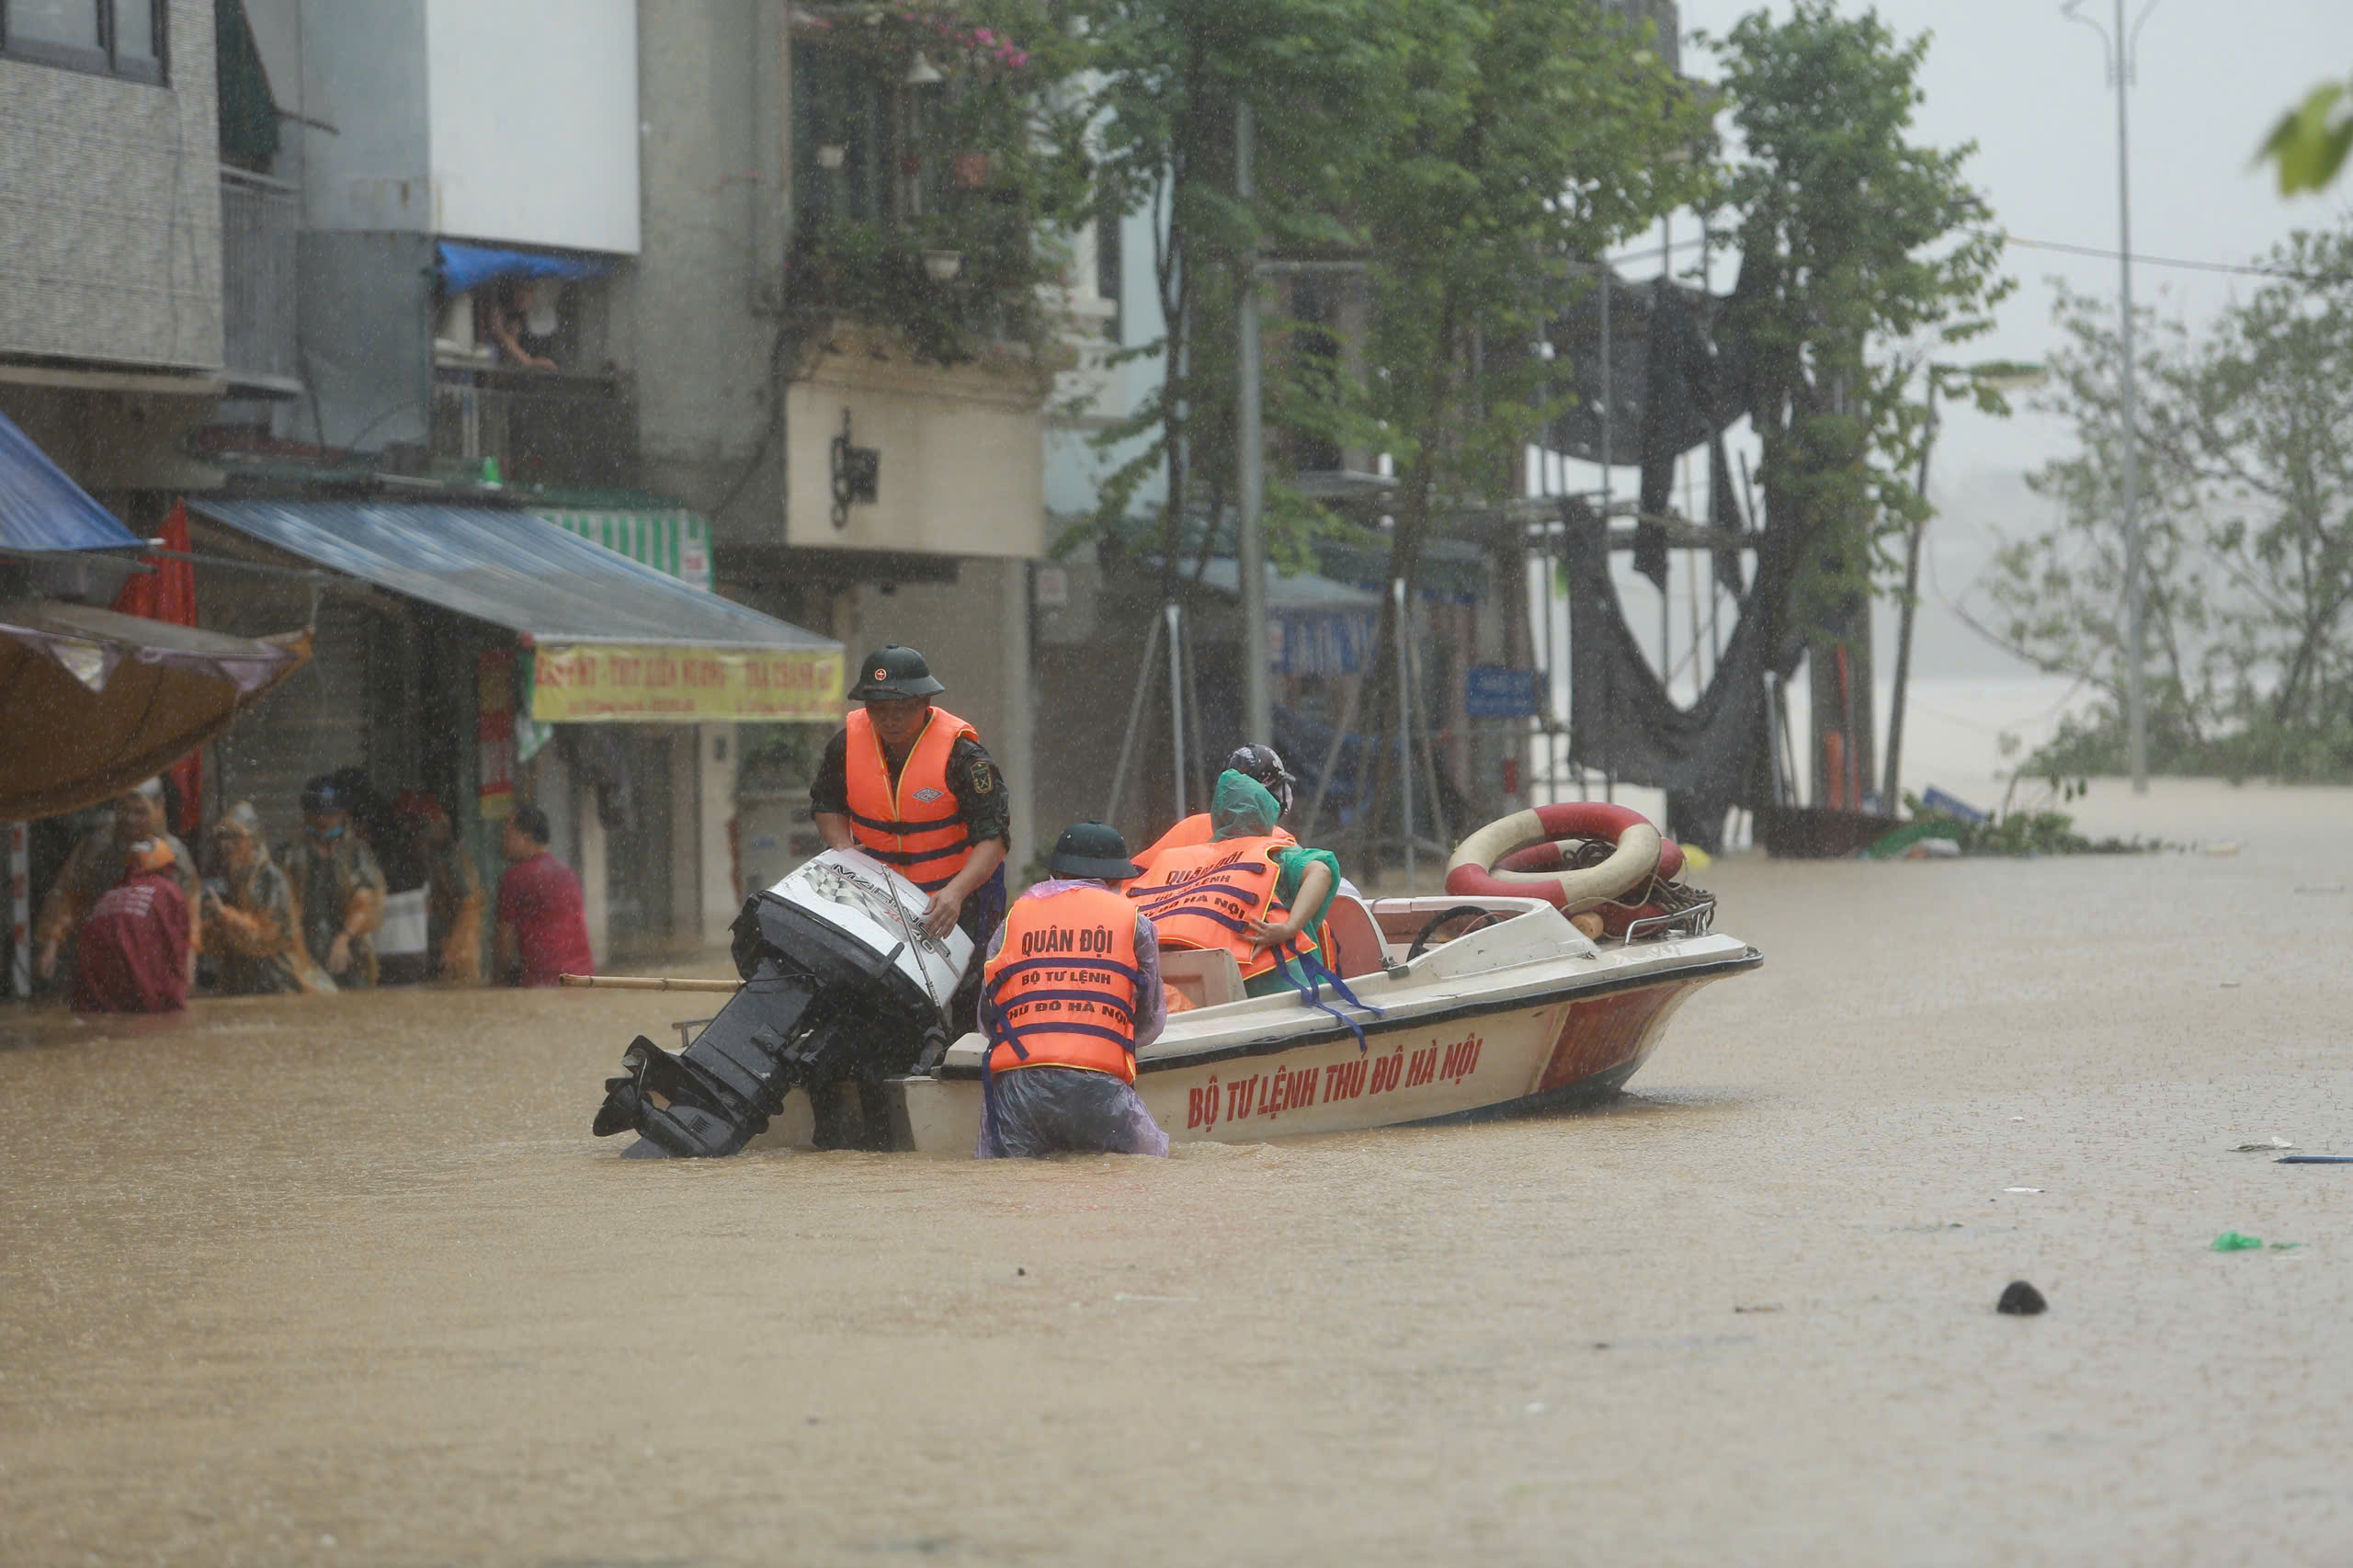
[{"xmin": 893, "ymin": 889, "xmax": 1757, "ymax": 1154}]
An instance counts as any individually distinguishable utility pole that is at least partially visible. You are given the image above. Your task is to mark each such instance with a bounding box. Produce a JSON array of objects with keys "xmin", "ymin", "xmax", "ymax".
[
  {"xmin": 1235, "ymin": 99, "xmax": 1272, "ymax": 749},
  {"xmin": 2066, "ymin": 0, "xmax": 2153, "ymax": 792}
]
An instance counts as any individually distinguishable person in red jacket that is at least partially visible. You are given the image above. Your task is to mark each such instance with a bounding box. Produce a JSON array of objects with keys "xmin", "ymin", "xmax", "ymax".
[
  {"xmin": 71, "ymin": 838, "xmax": 191, "ymax": 1015},
  {"xmin": 494, "ymin": 806, "xmax": 594, "ymax": 987}
]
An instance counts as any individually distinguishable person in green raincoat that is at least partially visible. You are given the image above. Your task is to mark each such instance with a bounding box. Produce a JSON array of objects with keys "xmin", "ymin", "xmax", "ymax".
[{"xmin": 1131, "ymin": 768, "xmax": 1345, "ymax": 1000}]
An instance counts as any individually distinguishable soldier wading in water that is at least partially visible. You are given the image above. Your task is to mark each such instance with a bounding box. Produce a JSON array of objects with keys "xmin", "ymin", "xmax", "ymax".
[{"xmin": 976, "ymin": 822, "xmax": 1169, "ymax": 1158}]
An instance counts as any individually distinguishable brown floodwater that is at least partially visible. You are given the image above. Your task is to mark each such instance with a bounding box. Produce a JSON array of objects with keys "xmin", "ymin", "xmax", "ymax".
[{"xmin": 3, "ymin": 779, "xmax": 2349, "ymax": 1565}]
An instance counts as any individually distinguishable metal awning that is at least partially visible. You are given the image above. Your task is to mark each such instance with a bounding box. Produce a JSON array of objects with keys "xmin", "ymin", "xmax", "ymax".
[
  {"xmin": 189, "ymin": 499, "xmax": 843, "ymax": 722},
  {"xmin": 1192, "ymin": 556, "xmax": 1383, "ymax": 615},
  {"xmin": 1190, "ymin": 557, "xmax": 1379, "ymax": 677}
]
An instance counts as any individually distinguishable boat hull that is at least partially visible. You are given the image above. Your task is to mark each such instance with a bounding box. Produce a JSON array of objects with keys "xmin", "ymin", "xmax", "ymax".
[{"xmin": 894, "ymin": 963, "xmax": 1730, "ymax": 1156}]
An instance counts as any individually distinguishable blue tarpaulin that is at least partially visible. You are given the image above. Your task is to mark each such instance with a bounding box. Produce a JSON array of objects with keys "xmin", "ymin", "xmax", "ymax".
[
  {"xmin": 187, "ymin": 498, "xmax": 835, "ymax": 653},
  {"xmin": 436, "ymin": 241, "xmax": 613, "ymax": 296},
  {"xmin": 0, "ymin": 408, "xmax": 142, "ymax": 553}
]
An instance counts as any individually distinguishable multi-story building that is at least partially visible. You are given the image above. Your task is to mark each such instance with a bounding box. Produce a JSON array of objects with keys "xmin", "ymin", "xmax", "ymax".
[
  {"xmin": 0, "ymin": 0, "xmax": 225, "ymax": 530},
  {"xmin": 630, "ymin": 0, "xmax": 1055, "ymax": 878}
]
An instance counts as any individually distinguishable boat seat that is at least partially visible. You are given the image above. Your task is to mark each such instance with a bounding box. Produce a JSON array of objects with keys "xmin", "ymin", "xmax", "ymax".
[
  {"xmin": 1323, "ymin": 893, "xmax": 1390, "ymax": 979},
  {"xmin": 1158, "ymin": 947, "xmax": 1244, "ymax": 1009}
]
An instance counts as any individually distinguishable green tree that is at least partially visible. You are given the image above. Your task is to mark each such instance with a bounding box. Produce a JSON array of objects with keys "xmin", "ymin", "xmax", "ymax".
[
  {"xmin": 1705, "ymin": 2, "xmax": 2010, "ymax": 795},
  {"xmin": 1344, "ymin": 0, "xmax": 1705, "ymax": 862},
  {"xmin": 1980, "ymin": 285, "xmax": 2218, "ymax": 755},
  {"xmin": 1984, "ymin": 233, "xmax": 2353, "ymax": 780},
  {"xmin": 1078, "ymin": 0, "xmax": 1400, "ymax": 575}
]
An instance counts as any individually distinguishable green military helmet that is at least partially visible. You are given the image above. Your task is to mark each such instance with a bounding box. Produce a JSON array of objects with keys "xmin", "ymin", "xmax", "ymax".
[
  {"xmin": 1047, "ymin": 821, "xmax": 1143, "ymax": 881},
  {"xmin": 849, "ymin": 643, "xmax": 948, "ymax": 701}
]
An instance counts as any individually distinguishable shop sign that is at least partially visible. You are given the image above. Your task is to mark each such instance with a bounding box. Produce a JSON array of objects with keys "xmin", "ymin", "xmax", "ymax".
[
  {"xmin": 529, "ymin": 643, "xmax": 845, "ymax": 722},
  {"xmin": 534, "ymin": 509, "xmax": 715, "ymax": 593},
  {"xmin": 477, "ymin": 649, "xmax": 517, "ymax": 819}
]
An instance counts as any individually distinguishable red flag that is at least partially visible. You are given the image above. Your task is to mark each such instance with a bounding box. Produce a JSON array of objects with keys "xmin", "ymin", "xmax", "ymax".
[{"xmin": 110, "ymin": 499, "xmax": 203, "ymax": 834}]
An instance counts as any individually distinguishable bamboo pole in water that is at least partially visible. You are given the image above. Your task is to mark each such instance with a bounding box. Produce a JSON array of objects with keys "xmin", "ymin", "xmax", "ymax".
[{"xmin": 556, "ymin": 974, "xmax": 744, "ymax": 994}]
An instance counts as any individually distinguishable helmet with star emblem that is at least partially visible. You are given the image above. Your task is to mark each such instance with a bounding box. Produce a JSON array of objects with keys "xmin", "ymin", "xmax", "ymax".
[{"xmin": 848, "ymin": 643, "xmax": 947, "ymax": 700}]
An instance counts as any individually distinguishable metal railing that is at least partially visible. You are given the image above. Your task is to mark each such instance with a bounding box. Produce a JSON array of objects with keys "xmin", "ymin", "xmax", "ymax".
[
  {"xmin": 220, "ymin": 167, "xmax": 300, "ymax": 390},
  {"xmin": 429, "ymin": 366, "xmax": 639, "ymax": 488}
]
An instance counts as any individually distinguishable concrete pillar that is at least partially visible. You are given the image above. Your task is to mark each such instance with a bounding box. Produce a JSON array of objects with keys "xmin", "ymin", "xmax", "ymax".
[
  {"xmin": 697, "ymin": 722, "xmax": 740, "ymax": 943},
  {"xmin": 997, "ymin": 559, "xmax": 1037, "ymax": 869},
  {"xmin": 575, "ymin": 774, "xmax": 609, "ymax": 967}
]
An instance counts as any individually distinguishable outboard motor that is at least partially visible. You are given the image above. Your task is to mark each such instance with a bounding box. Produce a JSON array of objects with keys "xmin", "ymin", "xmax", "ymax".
[{"xmin": 592, "ymin": 849, "xmax": 973, "ymax": 1157}]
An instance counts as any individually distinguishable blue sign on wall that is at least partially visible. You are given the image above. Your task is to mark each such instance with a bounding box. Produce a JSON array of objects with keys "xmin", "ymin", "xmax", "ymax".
[{"xmin": 1465, "ymin": 665, "xmax": 1542, "ymax": 719}]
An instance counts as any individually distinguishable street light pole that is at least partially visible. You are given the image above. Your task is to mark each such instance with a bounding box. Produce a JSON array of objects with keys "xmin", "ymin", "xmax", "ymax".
[
  {"xmin": 1235, "ymin": 99, "xmax": 1272, "ymax": 750},
  {"xmin": 2066, "ymin": 0, "xmax": 2154, "ymax": 793}
]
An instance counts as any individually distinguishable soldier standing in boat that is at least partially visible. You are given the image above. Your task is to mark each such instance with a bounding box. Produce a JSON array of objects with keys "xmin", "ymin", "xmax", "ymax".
[
  {"xmin": 810, "ymin": 643, "xmax": 1010, "ymax": 1036},
  {"xmin": 977, "ymin": 822, "xmax": 1168, "ymax": 1157}
]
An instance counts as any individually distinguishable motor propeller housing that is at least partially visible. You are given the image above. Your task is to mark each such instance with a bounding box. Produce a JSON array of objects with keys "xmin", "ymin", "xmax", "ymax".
[{"xmin": 591, "ymin": 851, "xmax": 972, "ymax": 1157}]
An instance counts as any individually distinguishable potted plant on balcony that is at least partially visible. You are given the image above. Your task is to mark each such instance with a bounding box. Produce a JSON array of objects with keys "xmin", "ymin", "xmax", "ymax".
[{"xmin": 782, "ymin": 2, "xmax": 1088, "ymax": 369}]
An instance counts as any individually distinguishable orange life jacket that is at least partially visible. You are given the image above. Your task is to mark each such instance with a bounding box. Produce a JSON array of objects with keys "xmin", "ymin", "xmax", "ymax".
[
  {"xmin": 1128, "ymin": 813, "xmax": 1295, "ymax": 881},
  {"xmin": 1124, "ymin": 835, "xmax": 1304, "ymax": 983},
  {"xmin": 983, "ymin": 885, "xmax": 1142, "ymax": 1082},
  {"xmin": 843, "ymin": 705, "xmax": 979, "ymax": 893}
]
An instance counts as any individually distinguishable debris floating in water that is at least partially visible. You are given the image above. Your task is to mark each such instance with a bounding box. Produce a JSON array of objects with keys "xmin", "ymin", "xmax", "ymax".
[
  {"xmin": 2005, "ymin": 1187, "xmax": 2043, "ymax": 1194},
  {"xmin": 2211, "ymin": 1231, "xmax": 2265, "ymax": 1252},
  {"xmin": 2230, "ymin": 1137, "xmax": 2294, "ymax": 1152},
  {"xmin": 1995, "ymin": 1280, "xmax": 2047, "ymax": 1315}
]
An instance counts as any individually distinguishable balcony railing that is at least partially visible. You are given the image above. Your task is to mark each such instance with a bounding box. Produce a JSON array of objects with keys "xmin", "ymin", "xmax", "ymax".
[
  {"xmin": 429, "ymin": 363, "xmax": 639, "ymax": 489},
  {"xmin": 220, "ymin": 167, "xmax": 300, "ymax": 392}
]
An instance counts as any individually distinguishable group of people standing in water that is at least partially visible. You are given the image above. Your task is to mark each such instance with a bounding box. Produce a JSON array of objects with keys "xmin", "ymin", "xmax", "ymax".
[{"xmin": 34, "ymin": 771, "xmax": 590, "ymax": 1016}]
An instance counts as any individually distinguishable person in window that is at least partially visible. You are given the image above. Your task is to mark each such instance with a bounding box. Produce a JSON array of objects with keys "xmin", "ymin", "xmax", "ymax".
[
  {"xmin": 475, "ymin": 278, "xmax": 557, "ymax": 370},
  {"xmin": 202, "ymin": 801, "xmax": 335, "ymax": 996},
  {"xmin": 494, "ymin": 806, "xmax": 594, "ymax": 987},
  {"xmin": 277, "ymin": 774, "xmax": 387, "ymax": 988}
]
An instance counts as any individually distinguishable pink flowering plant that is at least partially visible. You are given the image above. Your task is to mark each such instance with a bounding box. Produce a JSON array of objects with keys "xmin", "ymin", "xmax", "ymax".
[{"xmin": 788, "ymin": 2, "xmax": 1092, "ymax": 364}]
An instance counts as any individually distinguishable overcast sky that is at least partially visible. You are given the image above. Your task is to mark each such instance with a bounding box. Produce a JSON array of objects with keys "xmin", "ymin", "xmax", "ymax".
[{"xmin": 1641, "ymin": 1, "xmax": 2353, "ymax": 679}]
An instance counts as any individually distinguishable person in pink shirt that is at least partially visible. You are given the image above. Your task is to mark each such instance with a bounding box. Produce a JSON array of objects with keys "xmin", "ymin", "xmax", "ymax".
[{"xmin": 494, "ymin": 806, "xmax": 594, "ymax": 987}]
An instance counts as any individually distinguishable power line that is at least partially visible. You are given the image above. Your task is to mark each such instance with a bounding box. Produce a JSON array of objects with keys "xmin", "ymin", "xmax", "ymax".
[
  {"xmin": 1983, "ymin": 229, "xmax": 2353, "ymax": 285},
  {"xmin": 1600, "ymin": 224, "xmax": 2353, "ymax": 286}
]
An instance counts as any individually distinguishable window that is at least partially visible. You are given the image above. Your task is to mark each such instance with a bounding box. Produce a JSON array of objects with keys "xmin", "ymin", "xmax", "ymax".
[
  {"xmin": 1095, "ymin": 199, "xmax": 1123, "ymax": 344},
  {"xmin": 791, "ymin": 44, "xmax": 898, "ymax": 231},
  {"xmin": 1, "ymin": 0, "xmax": 165, "ymax": 84}
]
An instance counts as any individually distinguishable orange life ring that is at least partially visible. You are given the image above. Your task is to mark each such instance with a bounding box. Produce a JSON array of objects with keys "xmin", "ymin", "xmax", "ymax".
[{"xmin": 1444, "ymin": 801, "xmax": 1665, "ymax": 915}]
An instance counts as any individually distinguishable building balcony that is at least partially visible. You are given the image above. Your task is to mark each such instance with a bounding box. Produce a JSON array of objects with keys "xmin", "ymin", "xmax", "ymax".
[
  {"xmin": 220, "ymin": 167, "xmax": 301, "ymax": 394},
  {"xmin": 428, "ymin": 361, "xmax": 639, "ymax": 490}
]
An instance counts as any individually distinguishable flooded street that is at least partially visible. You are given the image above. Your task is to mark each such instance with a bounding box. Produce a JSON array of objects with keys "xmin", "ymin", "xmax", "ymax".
[{"xmin": 4, "ymin": 780, "xmax": 2350, "ymax": 1565}]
